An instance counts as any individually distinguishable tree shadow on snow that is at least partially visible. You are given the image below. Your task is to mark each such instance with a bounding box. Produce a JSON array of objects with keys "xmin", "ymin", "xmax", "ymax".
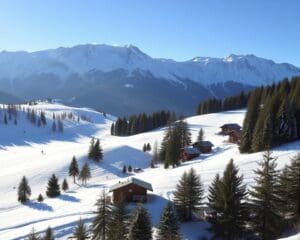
[
  {"xmin": 26, "ymin": 201, "xmax": 53, "ymax": 212},
  {"xmin": 57, "ymin": 194, "xmax": 80, "ymax": 203}
]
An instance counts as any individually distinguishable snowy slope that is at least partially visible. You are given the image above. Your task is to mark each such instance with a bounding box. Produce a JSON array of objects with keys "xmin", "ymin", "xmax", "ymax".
[
  {"xmin": 0, "ymin": 44, "xmax": 299, "ymax": 87},
  {"xmin": 0, "ymin": 103, "xmax": 299, "ymax": 239}
]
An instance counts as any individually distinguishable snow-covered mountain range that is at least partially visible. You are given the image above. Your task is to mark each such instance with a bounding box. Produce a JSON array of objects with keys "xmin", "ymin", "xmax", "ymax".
[{"xmin": 0, "ymin": 44, "xmax": 299, "ymax": 115}]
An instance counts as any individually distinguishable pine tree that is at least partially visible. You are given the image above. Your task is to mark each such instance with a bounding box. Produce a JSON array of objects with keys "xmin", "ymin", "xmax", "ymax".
[
  {"xmin": 240, "ymin": 89, "xmax": 262, "ymax": 153},
  {"xmin": 275, "ymin": 99, "xmax": 298, "ymax": 143},
  {"xmin": 128, "ymin": 165, "xmax": 132, "ymax": 173},
  {"xmin": 91, "ymin": 190, "xmax": 112, "ymax": 240},
  {"xmin": 71, "ymin": 219, "xmax": 89, "ymax": 240},
  {"xmin": 278, "ymin": 154, "xmax": 300, "ymax": 224},
  {"xmin": 30, "ymin": 110, "xmax": 36, "ymax": 124},
  {"xmin": 27, "ymin": 227, "xmax": 40, "ymax": 240},
  {"xmin": 176, "ymin": 120, "xmax": 191, "ymax": 147},
  {"xmin": 156, "ymin": 202, "xmax": 181, "ymax": 240},
  {"xmin": 40, "ymin": 112, "xmax": 47, "ymax": 125},
  {"xmin": 18, "ymin": 176, "xmax": 31, "ymax": 203},
  {"xmin": 208, "ymin": 159, "xmax": 248, "ymax": 239},
  {"xmin": 287, "ymin": 154, "xmax": 300, "ymax": 222},
  {"xmin": 107, "ymin": 202, "xmax": 128, "ymax": 240},
  {"xmin": 62, "ymin": 178, "xmax": 69, "ymax": 192},
  {"xmin": 207, "ymin": 173, "xmax": 222, "ymax": 209},
  {"xmin": 142, "ymin": 144, "xmax": 147, "ymax": 152},
  {"xmin": 92, "ymin": 139, "xmax": 103, "ymax": 162},
  {"xmin": 43, "ymin": 226, "xmax": 54, "ymax": 240},
  {"xmin": 79, "ymin": 163, "xmax": 91, "ymax": 185},
  {"xmin": 122, "ymin": 165, "xmax": 127, "ymax": 174},
  {"xmin": 197, "ymin": 128, "xmax": 204, "ymax": 142},
  {"xmin": 146, "ymin": 143, "xmax": 151, "ymax": 152},
  {"xmin": 249, "ymin": 151, "xmax": 283, "ymax": 240},
  {"xmin": 37, "ymin": 194, "xmax": 44, "ymax": 203},
  {"xmin": 128, "ymin": 204, "xmax": 152, "ymax": 240},
  {"xmin": 46, "ymin": 174, "xmax": 60, "ymax": 198},
  {"xmin": 110, "ymin": 123, "xmax": 115, "ymax": 135},
  {"xmin": 174, "ymin": 168, "xmax": 204, "ymax": 221},
  {"xmin": 69, "ymin": 156, "xmax": 79, "ymax": 184},
  {"xmin": 165, "ymin": 127, "xmax": 181, "ymax": 168}
]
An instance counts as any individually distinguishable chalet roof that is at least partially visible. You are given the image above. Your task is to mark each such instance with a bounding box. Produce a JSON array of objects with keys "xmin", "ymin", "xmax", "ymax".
[
  {"xmin": 182, "ymin": 147, "xmax": 200, "ymax": 155},
  {"xmin": 193, "ymin": 141, "xmax": 214, "ymax": 147},
  {"xmin": 220, "ymin": 123, "xmax": 241, "ymax": 129},
  {"xmin": 109, "ymin": 177, "xmax": 153, "ymax": 192}
]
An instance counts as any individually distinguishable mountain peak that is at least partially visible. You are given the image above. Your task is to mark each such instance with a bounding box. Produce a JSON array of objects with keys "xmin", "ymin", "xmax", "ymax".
[{"xmin": 0, "ymin": 44, "xmax": 299, "ymax": 87}]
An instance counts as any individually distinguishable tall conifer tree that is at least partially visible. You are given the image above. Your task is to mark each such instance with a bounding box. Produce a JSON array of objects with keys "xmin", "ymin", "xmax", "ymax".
[
  {"xmin": 18, "ymin": 176, "xmax": 31, "ymax": 203},
  {"xmin": 128, "ymin": 204, "xmax": 152, "ymax": 240},
  {"xmin": 249, "ymin": 151, "xmax": 283, "ymax": 240},
  {"xmin": 156, "ymin": 202, "xmax": 181, "ymax": 240},
  {"xmin": 91, "ymin": 191, "xmax": 111, "ymax": 240}
]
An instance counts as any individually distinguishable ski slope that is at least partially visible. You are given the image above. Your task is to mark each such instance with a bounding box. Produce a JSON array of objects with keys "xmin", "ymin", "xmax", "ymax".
[{"xmin": 0, "ymin": 102, "xmax": 299, "ymax": 240}]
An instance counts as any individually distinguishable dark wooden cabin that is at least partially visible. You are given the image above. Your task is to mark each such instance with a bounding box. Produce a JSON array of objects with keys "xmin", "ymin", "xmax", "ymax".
[
  {"xmin": 193, "ymin": 141, "xmax": 214, "ymax": 153},
  {"xmin": 109, "ymin": 177, "xmax": 153, "ymax": 203},
  {"xmin": 180, "ymin": 147, "xmax": 200, "ymax": 161},
  {"xmin": 228, "ymin": 129, "xmax": 242, "ymax": 144},
  {"xmin": 219, "ymin": 123, "xmax": 241, "ymax": 135}
]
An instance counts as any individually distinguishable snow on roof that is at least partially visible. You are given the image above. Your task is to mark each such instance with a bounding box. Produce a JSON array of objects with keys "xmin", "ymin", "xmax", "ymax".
[
  {"xmin": 109, "ymin": 177, "xmax": 153, "ymax": 192},
  {"xmin": 220, "ymin": 123, "xmax": 241, "ymax": 129},
  {"xmin": 182, "ymin": 147, "xmax": 200, "ymax": 155},
  {"xmin": 194, "ymin": 141, "xmax": 214, "ymax": 147}
]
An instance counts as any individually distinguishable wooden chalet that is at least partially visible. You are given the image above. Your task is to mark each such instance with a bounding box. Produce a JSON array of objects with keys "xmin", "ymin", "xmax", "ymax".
[
  {"xmin": 192, "ymin": 141, "xmax": 214, "ymax": 153},
  {"xmin": 109, "ymin": 177, "xmax": 153, "ymax": 203},
  {"xmin": 180, "ymin": 147, "xmax": 200, "ymax": 161},
  {"xmin": 219, "ymin": 123, "xmax": 241, "ymax": 135},
  {"xmin": 228, "ymin": 129, "xmax": 242, "ymax": 144}
]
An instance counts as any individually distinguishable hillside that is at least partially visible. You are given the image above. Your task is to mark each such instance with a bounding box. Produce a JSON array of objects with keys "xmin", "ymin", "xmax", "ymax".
[
  {"xmin": 0, "ymin": 102, "xmax": 299, "ymax": 239},
  {"xmin": 1, "ymin": 44, "xmax": 300, "ymax": 115}
]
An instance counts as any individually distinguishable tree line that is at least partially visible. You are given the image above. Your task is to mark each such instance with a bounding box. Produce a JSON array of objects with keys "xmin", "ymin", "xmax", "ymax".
[
  {"xmin": 196, "ymin": 91, "xmax": 249, "ymax": 115},
  {"xmin": 25, "ymin": 151, "xmax": 300, "ymax": 239},
  {"xmin": 240, "ymin": 77, "xmax": 300, "ymax": 153},
  {"xmin": 111, "ymin": 110, "xmax": 177, "ymax": 136}
]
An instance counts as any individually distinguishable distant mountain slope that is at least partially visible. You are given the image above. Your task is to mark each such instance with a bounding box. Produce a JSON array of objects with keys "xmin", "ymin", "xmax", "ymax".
[{"xmin": 0, "ymin": 44, "xmax": 299, "ymax": 115}]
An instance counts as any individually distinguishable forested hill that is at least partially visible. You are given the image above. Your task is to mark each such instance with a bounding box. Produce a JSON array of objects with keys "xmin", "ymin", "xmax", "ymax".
[{"xmin": 240, "ymin": 76, "xmax": 300, "ymax": 153}]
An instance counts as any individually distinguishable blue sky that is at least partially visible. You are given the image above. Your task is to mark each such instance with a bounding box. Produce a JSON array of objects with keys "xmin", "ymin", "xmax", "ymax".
[{"xmin": 0, "ymin": 0, "xmax": 299, "ymax": 66}]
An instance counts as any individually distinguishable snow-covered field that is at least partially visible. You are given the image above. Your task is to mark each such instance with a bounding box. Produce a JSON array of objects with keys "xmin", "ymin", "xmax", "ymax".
[{"xmin": 0, "ymin": 102, "xmax": 299, "ymax": 240}]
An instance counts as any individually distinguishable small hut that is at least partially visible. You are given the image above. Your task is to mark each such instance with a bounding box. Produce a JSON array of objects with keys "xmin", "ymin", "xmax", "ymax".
[
  {"xmin": 192, "ymin": 141, "xmax": 214, "ymax": 153},
  {"xmin": 180, "ymin": 147, "xmax": 200, "ymax": 161},
  {"xmin": 219, "ymin": 123, "xmax": 241, "ymax": 135},
  {"xmin": 109, "ymin": 177, "xmax": 153, "ymax": 203}
]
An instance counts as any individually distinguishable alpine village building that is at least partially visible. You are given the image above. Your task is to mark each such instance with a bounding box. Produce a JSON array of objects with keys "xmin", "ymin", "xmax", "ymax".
[
  {"xmin": 192, "ymin": 141, "xmax": 214, "ymax": 153},
  {"xmin": 180, "ymin": 147, "xmax": 201, "ymax": 161},
  {"xmin": 109, "ymin": 177, "xmax": 153, "ymax": 203},
  {"xmin": 219, "ymin": 123, "xmax": 241, "ymax": 135}
]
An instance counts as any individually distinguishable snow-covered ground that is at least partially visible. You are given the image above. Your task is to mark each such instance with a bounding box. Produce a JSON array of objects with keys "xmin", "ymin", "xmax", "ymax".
[{"xmin": 0, "ymin": 102, "xmax": 299, "ymax": 239}]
